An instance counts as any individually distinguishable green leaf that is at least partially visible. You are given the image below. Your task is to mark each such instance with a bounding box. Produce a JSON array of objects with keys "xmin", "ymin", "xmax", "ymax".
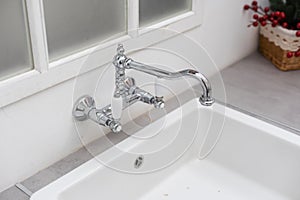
[
  {"xmin": 295, "ymin": 0, "xmax": 300, "ymax": 20},
  {"xmin": 286, "ymin": 0, "xmax": 292, "ymax": 5},
  {"xmin": 270, "ymin": 0, "xmax": 285, "ymax": 11},
  {"xmin": 286, "ymin": 5, "xmax": 296, "ymax": 23},
  {"xmin": 269, "ymin": 0, "xmax": 284, "ymax": 4}
]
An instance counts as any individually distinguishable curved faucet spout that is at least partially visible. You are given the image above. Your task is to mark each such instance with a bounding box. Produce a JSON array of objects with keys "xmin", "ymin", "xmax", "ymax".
[
  {"xmin": 73, "ymin": 44, "xmax": 215, "ymax": 134},
  {"xmin": 125, "ymin": 60, "xmax": 215, "ymax": 106}
]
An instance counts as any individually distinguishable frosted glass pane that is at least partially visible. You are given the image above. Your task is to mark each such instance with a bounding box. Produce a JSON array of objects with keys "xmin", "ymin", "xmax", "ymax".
[
  {"xmin": 139, "ymin": 0, "xmax": 192, "ymax": 26},
  {"xmin": 0, "ymin": 0, "xmax": 33, "ymax": 80},
  {"xmin": 43, "ymin": 0, "xmax": 127, "ymax": 60}
]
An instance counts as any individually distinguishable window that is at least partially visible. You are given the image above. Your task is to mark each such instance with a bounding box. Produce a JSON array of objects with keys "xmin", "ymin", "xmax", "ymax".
[
  {"xmin": 43, "ymin": 0, "xmax": 127, "ymax": 60},
  {"xmin": 0, "ymin": 0, "xmax": 33, "ymax": 80},
  {"xmin": 139, "ymin": 0, "xmax": 192, "ymax": 27},
  {"xmin": 0, "ymin": 0, "xmax": 202, "ymax": 107}
]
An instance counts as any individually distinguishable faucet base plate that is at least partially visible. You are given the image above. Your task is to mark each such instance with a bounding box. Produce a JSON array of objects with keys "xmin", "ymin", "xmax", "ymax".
[
  {"xmin": 199, "ymin": 97, "xmax": 215, "ymax": 106},
  {"xmin": 73, "ymin": 95, "xmax": 95, "ymax": 121}
]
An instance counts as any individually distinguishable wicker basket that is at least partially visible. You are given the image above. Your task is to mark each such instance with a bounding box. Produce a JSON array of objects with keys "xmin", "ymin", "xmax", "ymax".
[{"xmin": 259, "ymin": 24, "xmax": 300, "ymax": 71}]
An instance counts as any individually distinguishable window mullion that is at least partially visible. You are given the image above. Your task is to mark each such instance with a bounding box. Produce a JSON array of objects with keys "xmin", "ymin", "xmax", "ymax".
[
  {"xmin": 25, "ymin": 0, "xmax": 49, "ymax": 73},
  {"xmin": 128, "ymin": 0, "xmax": 139, "ymax": 38}
]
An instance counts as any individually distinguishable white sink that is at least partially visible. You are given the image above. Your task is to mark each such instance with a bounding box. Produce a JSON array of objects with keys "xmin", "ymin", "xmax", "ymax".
[{"xmin": 31, "ymin": 99, "xmax": 300, "ymax": 200}]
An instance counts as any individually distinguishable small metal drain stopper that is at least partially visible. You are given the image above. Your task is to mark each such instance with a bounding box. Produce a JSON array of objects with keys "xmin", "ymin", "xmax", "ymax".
[{"xmin": 134, "ymin": 155, "xmax": 144, "ymax": 169}]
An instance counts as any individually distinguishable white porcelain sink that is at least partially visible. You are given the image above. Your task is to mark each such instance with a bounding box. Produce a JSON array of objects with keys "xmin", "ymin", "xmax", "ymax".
[{"xmin": 31, "ymin": 99, "xmax": 300, "ymax": 200}]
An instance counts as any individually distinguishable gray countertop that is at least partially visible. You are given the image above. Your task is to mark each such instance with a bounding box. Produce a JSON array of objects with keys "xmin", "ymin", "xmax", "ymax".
[
  {"xmin": 221, "ymin": 52, "xmax": 300, "ymax": 134},
  {"xmin": 1, "ymin": 51, "xmax": 299, "ymax": 200}
]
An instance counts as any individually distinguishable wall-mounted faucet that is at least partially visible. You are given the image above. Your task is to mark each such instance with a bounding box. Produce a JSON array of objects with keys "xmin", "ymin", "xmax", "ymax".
[{"xmin": 73, "ymin": 44, "xmax": 214, "ymax": 133}]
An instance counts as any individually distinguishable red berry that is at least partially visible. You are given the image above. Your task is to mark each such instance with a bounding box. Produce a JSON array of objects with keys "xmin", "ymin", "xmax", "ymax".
[
  {"xmin": 264, "ymin": 7, "xmax": 270, "ymax": 13},
  {"xmin": 261, "ymin": 21, "xmax": 267, "ymax": 26},
  {"xmin": 269, "ymin": 17, "xmax": 274, "ymax": 21},
  {"xmin": 259, "ymin": 17, "xmax": 264, "ymax": 22},
  {"xmin": 295, "ymin": 51, "xmax": 300, "ymax": 57},
  {"xmin": 253, "ymin": 14, "xmax": 259, "ymax": 20},
  {"xmin": 296, "ymin": 31, "xmax": 300, "ymax": 37},
  {"xmin": 275, "ymin": 11, "xmax": 281, "ymax": 17},
  {"xmin": 263, "ymin": 15, "xmax": 268, "ymax": 20},
  {"xmin": 272, "ymin": 20, "xmax": 278, "ymax": 27},
  {"xmin": 252, "ymin": 1, "xmax": 258, "ymax": 6},
  {"xmin": 270, "ymin": 12, "xmax": 275, "ymax": 17},
  {"xmin": 287, "ymin": 52, "xmax": 294, "ymax": 58},
  {"xmin": 280, "ymin": 12, "xmax": 286, "ymax": 19},
  {"xmin": 252, "ymin": 6, "xmax": 258, "ymax": 11},
  {"xmin": 297, "ymin": 23, "xmax": 300, "ymax": 29},
  {"xmin": 244, "ymin": 4, "xmax": 250, "ymax": 10},
  {"xmin": 253, "ymin": 21, "xmax": 259, "ymax": 27},
  {"xmin": 282, "ymin": 22, "xmax": 288, "ymax": 28}
]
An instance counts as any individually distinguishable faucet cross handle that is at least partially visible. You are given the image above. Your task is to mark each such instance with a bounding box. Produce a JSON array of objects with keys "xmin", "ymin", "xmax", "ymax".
[{"xmin": 152, "ymin": 96, "xmax": 165, "ymax": 109}]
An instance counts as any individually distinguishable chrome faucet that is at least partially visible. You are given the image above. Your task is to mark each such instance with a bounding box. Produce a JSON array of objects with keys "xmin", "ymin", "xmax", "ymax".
[{"xmin": 73, "ymin": 44, "xmax": 214, "ymax": 133}]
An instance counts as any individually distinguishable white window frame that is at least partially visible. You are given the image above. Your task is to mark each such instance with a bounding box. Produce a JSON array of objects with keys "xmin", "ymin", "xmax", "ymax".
[{"xmin": 0, "ymin": 0, "xmax": 203, "ymax": 107}]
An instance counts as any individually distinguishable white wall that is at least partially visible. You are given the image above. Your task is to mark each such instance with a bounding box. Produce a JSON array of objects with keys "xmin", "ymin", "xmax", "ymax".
[{"xmin": 0, "ymin": 0, "xmax": 267, "ymax": 192}]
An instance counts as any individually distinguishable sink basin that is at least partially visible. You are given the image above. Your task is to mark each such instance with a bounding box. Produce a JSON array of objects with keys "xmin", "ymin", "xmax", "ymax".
[{"xmin": 31, "ymin": 99, "xmax": 300, "ymax": 200}]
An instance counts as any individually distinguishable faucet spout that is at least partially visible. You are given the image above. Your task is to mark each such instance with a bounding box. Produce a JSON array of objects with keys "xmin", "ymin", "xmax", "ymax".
[{"xmin": 125, "ymin": 60, "xmax": 215, "ymax": 106}]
